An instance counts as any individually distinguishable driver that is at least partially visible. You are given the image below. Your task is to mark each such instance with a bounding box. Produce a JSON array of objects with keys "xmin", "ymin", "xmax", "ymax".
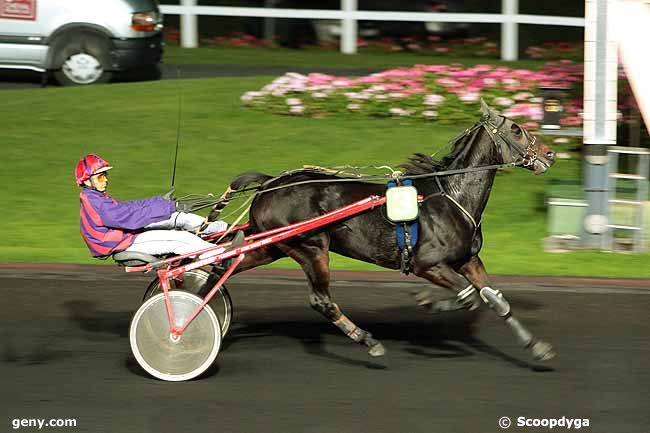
[{"xmin": 76, "ymin": 153, "xmax": 228, "ymax": 258}]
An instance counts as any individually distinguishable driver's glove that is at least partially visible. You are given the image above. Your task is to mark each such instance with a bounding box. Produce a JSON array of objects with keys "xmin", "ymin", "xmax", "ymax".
[{"xmin": 162, "ymin": 187, "xmax": 176, "ymax": 201}]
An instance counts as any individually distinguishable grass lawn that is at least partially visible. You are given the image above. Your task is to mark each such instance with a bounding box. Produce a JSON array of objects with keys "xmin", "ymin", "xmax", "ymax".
[
  {"xmin": 163, "ymin": 44, "xmax": 547, "ymax": 71},
  {"xmin": 2, "ymin": 71, "xmax": 648, "ymax": 278}
]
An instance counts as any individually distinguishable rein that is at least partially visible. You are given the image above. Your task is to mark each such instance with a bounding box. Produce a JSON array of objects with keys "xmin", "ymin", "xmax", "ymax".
[
  {"xmin": 247, "ymin": 116, "xmax": 533, "ymax": 196},
  {"xmin": 188, "ymin": 116, "xmax": 538, "ymax": 217}
]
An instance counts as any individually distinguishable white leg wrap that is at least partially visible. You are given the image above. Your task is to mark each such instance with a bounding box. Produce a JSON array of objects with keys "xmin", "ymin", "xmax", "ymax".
[
  {"xmin": 457, "ymin": 285, "xmax": 476, "ymax": 301},
  {"xmin": 479, "ymin": 287, "xmax": 511, "ymax": 317},
  {"xmin": 456, "ymin": 285, "xmax": 479, "ymax": 310}
]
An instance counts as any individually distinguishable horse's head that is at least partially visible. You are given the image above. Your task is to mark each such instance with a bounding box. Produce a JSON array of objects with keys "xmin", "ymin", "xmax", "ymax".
[{"xmin": 480, "ymin": 99, "xmax": 555, "ymax": 175}]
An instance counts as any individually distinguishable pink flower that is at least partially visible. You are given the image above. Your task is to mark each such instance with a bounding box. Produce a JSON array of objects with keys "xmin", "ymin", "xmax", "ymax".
[
  {"xmin": 504, "ymin": 103, "xmax": 543, "ymax": 121},
  {"xmin": 560, "ymin": 116, "xmax": 582, "ymax": 126},
  {"xmin": 436, "ymin": 78, "xmax": 463, "ymax": 88}
]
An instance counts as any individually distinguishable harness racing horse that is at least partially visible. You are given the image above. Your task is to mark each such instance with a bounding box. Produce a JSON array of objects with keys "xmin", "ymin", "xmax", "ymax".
[{"xmin": 218, "ymin": 100, "xmax": 557, "ymax": 362}]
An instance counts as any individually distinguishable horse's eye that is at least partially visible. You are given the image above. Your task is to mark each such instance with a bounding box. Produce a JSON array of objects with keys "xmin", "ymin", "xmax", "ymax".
[{"xmin": 510, "ymin": 124, "xmax": 522, "ymax": 138}]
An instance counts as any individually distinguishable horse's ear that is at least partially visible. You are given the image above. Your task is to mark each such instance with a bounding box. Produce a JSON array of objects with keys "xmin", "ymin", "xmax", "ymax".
[{"xmin": 480, "ymin": 98, "xmax": 500, "ymax": 120}]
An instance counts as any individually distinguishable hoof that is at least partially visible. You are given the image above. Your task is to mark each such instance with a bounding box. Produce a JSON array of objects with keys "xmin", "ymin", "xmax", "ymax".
[
  {"xmin": 368, "ymin": 342, "xmax": 386, "ymax": 357},
  {"xmin": 412, "ymin": 289, "xmax": 433, "ymax": 307},
  {"xmin": 531, "ymin": 341, "xmax": 556, "ymax": 361}
]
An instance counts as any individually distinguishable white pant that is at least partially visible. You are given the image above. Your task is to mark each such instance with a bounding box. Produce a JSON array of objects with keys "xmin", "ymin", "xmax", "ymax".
[
  {"xmin": 124, "ymin": 212, "xmax": 228, "ymax": 256},
  {"xmin": 125, "ymin": 230, "xmax": 216, "ymax": 256},
  {"xmin": 144, "ymin": 212, "xmax": 227, "ymax": 234}
]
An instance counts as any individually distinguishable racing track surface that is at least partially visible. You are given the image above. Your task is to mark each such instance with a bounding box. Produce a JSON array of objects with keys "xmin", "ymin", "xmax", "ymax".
[{"xmin": 1, "ymin": 266, "xmax": 649, "ymax": 433}]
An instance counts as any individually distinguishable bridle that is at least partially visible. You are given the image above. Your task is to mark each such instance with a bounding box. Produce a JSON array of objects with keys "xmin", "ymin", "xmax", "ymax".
[{"xmin": 481, "ymin": 114, "xmax": 540, "ymax": 169}]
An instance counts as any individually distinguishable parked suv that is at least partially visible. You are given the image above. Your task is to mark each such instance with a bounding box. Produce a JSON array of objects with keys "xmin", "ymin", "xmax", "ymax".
[{"xmin": 0, "ymin": 0, "xmax": 163, "ymax": 85}]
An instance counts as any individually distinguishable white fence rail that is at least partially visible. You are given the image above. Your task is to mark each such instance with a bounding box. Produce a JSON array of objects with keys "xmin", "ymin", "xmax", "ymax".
[{"xmin": 159, "ymin": 1, "xmax": 585, "ymax": 61}]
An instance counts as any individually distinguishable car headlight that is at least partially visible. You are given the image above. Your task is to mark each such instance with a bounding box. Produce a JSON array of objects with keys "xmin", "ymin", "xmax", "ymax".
[{"xmin": 132, "ymin": 11, "xmax": 162, "ymax": 32}]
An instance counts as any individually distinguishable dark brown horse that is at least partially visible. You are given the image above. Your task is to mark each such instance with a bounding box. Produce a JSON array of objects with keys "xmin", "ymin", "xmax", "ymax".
[{"xmin": 218, "ymin": 100, "xmax": 556, "ymax": 361}]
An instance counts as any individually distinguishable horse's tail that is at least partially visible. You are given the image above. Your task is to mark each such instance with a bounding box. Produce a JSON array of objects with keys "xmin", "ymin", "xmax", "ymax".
[{"xmin": 230, "ymin": 171, "xmax": 274, "ymax": 190}]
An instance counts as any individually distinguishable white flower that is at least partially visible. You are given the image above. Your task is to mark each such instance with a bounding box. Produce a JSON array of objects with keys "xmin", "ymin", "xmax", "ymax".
[
  {"xmin": 459, "ymin": 92, "xmax": 480, "ymax": 103},
  {"xmin": 389, "ymin": 108, "xmax": 412, "ymax": 117},
  {"xmin": 422, "ymin": 110, "xmax": 438, "ymax": 119},
  {"xmin": 286, "ymin": 72, "xmax": 307, "ymax": 80},
  {"xmin": 312, "ymin": 92, "xmax": 328, "ymax": 99},
  {"xmin": 529, "ymin": 97, "xmax": 543, "ymax": 103},
  {"xmin": 513, "ymin": 92, "xmax": 534, "ymax": 101},
  {"xmin": 240, "ymin": 92, "xmax": 257, "ymax": 103},
  {"xmin": 389, "ymin": 92, "xmax": 406, "ymax": 98},
  {"xmin": 286, "ymin": 98, "xmax": 302, "ymax": 106},
  {"xmin": 553, "ymin": 138, "xmax": 569, "ymax": 144},
  {"xmin": 374, "ymin": 94, "xmax": 388, "ymax": 100},
  {"xmin": 424, "ymin": 94, "xmax": 445, "ymax": 106},
  {"xmin": 347, "ymin": 103, "xmax": 361, "ymax": 111},
  {"xmin": 501, "ymin": 78, "xmax": 520, "ymax": 86},
  {"xmin": 493, "ymin": 96, "xmax": 515, "ymax": 107},
  {"xmin": 289, "ymin": 105, "xmax": 305, "ymax": 115},
  {"xmin": 344, "ymin": 92, "xmax": 362, "ymax": 99}
]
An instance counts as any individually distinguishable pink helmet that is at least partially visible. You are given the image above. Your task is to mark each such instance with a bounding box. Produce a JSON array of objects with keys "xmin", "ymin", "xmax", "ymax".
[{"xmin": 75, "ymin": 154, "xmax": 112, "ymax": 185}]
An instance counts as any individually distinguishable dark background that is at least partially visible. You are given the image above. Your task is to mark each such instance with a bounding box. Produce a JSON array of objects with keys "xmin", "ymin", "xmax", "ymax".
[{"xmin": 158, "ymin": 0, "xmax": 585, "ymax": 51}]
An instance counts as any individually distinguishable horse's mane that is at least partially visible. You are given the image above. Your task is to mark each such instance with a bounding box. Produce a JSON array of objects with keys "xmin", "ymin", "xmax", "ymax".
[{"xmin": 399, "ymin": 127, "xmax": 476, "ymax": 175}]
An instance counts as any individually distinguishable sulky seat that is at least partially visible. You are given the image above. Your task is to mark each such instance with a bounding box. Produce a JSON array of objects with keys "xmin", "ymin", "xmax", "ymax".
[{"xmin": 112, "ymin": 251, "xmax": 160, "ymax": 267}]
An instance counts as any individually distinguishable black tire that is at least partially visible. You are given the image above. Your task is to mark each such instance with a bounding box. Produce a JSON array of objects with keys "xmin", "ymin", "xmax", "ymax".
[{"xmin": 51, "ymin": 31, "xmax": 113, "ymax": 86}]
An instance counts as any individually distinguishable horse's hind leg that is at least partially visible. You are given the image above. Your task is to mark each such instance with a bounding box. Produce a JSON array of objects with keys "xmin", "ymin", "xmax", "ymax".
[
  {"xmin": 279, "ymin": 237, "xmax": 386, "ymax": 357},
  {"xmin": 233, "ymin": 245, "xmax": 285, "ymax": 274},
  {"xmin": 459, "ymin": 255, "xmax": 555, "ymax": 361}
]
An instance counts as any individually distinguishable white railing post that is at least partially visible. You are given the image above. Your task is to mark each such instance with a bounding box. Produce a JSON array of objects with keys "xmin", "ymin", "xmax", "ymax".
[
  {"xmin": 501, "ymin": 0, "xmax": 518, "ymax": 61},
  {"xmin": 180, "ymin": 0, "xmax": 198, "ymax": 48},
  {"xmin": 263, "ymin": 0, "xmax": 277, "ymax": 41},
  {"xmin": 341, "ymin": 0, "xmax": 357, "ymax": 54},
  {"xmin": 581, "ymin": 0, "xmax": 618, "ymax": 249}
]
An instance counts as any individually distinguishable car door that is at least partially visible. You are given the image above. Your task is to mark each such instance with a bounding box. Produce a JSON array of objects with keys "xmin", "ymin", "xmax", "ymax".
[{"xmin": 0, "ymin": 0, "xmax": 53, "ymax": 68}]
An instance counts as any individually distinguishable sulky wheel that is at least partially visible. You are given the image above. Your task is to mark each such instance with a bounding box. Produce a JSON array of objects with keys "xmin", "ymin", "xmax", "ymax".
[
  {"xmin": 143, "ymin": 269, "xmax": 233, "ymax": 336},
  {"xmin": 130, "ymin": 291, "xmax": 221, "ymax": 382}
]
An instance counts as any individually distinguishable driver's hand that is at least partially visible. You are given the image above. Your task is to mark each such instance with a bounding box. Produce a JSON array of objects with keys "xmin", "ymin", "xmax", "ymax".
[
  {"xmin": 162, "ymin": 187, "xmax": 176, "ymax": 201},
  {"xmin": 176, "ymin": 201, "xmax": 192, "ymax": 213}
]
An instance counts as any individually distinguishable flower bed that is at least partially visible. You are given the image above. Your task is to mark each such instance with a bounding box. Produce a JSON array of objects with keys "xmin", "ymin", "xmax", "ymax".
[{"xmin": 241, "ymin": 61, "xmax": 584, "ymax": 128}]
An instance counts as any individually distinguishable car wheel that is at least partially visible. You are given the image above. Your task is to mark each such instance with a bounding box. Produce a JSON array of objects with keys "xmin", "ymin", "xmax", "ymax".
[{"xmin": 52, "ymin": 31, "xmax": 113, "ymax": 86}]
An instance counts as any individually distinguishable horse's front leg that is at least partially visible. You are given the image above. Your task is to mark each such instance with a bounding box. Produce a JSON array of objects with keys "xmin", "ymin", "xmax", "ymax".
[
  {"xmin": 458, "ymin": 256, "xmax": 556, "ymax": 361},
  {"xmin": 412, "ymin": 263, "xmax": 481, "ymax": 313}
]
